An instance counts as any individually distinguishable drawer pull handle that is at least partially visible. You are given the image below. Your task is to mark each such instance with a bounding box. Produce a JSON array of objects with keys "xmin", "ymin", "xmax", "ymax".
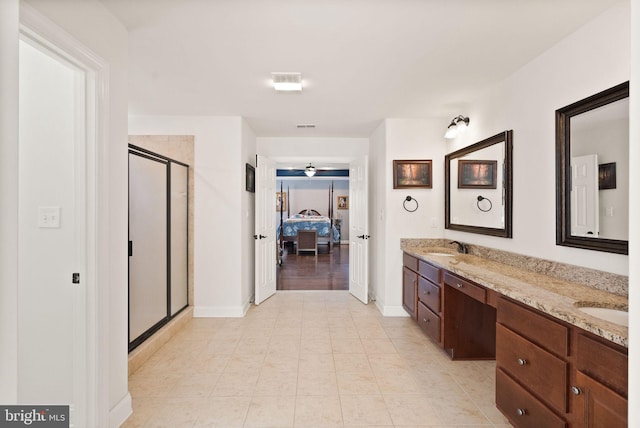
[
  {"xmin": 424, "ymin": 290, "xmax": 430, "ymax": 295},
  {"xmin": 423, "ymin": 318, "xmax": 430, "ymax": 323},
  {"xmin": 516, "ymin": 408, "xmax": 527, "ymax": 416},
  {"xmin": 456, "ymin": 283, "xmax": 463, "ymax": 288},
  {"xmin": 517, "ymin": 358, "xmax": 527, "ymax": 366},
  {"xmin": 571, "ymin": 386, "xmax": 582, "ymax": 396}
]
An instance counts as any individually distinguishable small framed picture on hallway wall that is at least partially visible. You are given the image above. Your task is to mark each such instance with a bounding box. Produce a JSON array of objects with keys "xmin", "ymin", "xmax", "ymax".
[{"xmin": 337, "ymin": 196, "xmax": 349, "ymax": 210}]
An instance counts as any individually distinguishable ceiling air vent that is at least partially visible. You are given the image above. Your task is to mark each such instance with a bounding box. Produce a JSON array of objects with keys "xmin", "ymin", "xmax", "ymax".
[
  {"xmin": 272, "ymin": 72, "xmax": 302, "ymax": 92},
  {"xmin": 296, "ymin": 124, "xmax": 316, "ymax": 129}
]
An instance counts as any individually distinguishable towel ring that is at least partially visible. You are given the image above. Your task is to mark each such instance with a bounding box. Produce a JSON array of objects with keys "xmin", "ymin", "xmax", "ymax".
[
  {"xmin": 477, "ymin": 195, "xmax": 492, "ymax": 212},
  {"xmin": 403, "ymin": 196, "xmax": 419, "ymax": 212}
]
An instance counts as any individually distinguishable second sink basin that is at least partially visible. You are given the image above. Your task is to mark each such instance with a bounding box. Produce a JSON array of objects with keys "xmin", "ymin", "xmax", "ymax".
[
  {"xmin": 427, "ymin": 252, "xmax": 456, "ymax": 257},
  {"xmin": 578, "ymin": 307, "xmax": 628, "ymax": 327}
]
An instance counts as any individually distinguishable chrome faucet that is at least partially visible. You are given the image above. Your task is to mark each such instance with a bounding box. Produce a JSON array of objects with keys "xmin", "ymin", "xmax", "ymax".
[{"xmin": 449, "ymin": 240, "xmax": 468, "ymax": 254}]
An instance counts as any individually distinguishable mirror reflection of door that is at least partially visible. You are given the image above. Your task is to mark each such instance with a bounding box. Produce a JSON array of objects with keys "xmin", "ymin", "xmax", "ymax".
[{"xmin": 571, "ymin": 154, "xmax": 599, "ymax": 237}]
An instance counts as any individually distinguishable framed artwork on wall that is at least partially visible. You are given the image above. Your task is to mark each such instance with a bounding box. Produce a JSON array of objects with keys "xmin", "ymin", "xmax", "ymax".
[
  {"xmin": 457, "ymin": 160, "xmax": 497, "ymax": 189},
  {"xmin": 337, "ymin": 196, "xmax": 349, "ymax": 209},
  {"xmin": 245, "ymin": 163, "xmax": 255, "ymax": 192},
  {"xmin": 393, "ymin": 160, "xmax": 432, "ymax": 189},
  {"xmin": 276, "ymin": 191, "xmax": 287, "ymax": 212}
]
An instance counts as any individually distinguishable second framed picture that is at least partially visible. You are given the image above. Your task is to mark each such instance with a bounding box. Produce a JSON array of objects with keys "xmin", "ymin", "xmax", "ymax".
[
  {"xmin": 393, "ymin": 160, "xmax": 432, "ymax": 189},
  {"xmin": 458, "ymin": 160, "xmax": 497, "ymax": 189}
]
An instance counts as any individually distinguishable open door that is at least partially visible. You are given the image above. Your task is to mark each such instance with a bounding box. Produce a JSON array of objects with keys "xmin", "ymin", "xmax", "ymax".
[
  {"xmin": 349, "ymin": 156, "xmax": 369, "ymax": 303},
  {"xmin": 254, "ymin": 155, "xmax": 277, "ymax": 304},
  {"xmin": 571, "ymin": 154, "xmax": 599, "ymax": 237}
]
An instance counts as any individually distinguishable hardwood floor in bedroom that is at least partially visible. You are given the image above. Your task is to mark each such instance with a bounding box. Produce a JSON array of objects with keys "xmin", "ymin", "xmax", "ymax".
[{"xmin": 277, "ymin": 243, "xmax": 348, "ymax": 291}]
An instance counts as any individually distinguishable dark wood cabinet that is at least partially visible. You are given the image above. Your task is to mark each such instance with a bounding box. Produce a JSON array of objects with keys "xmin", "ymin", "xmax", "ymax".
[
  {"xmin": 496, "ymin": 296, "xmax": 627, "ymax": 428},
  {"xmin": 402, "ymin": 266, "xmax": 417, "ymax": 320},
  {"xmin": 572, "ymin": 370, "xmax": 627, "ymax": 428}
]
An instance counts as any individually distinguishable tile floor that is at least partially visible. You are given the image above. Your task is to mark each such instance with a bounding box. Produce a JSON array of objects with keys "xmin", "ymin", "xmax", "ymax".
[{"xmin": 123, "ymin": 291, "xmax": 512, "ymax": 427}]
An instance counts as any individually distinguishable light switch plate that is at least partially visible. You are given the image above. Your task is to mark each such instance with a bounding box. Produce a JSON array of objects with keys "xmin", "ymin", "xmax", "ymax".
[{"xmin": 38, "ymin": 206, "xmax": 61, "ymax": 228}]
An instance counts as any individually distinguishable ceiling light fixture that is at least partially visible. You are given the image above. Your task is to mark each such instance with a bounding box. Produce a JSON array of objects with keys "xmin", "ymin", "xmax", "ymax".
[
  {"xmin": 444, "ymin": 115, "xmax": 470, "ymax": 139},
  {"xmin": 304, "ymin": 163, "xmax": 316, "ymax": 177},
  {"xmin": 272, "ymin": 72, "xmax": 302, "ymax": 92}
]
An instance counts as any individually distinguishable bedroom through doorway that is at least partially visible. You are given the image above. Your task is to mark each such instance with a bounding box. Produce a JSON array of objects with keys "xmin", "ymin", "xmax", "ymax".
[{"xmin": 275, "ymin": 167, "xmax": 350, "ymax": 291}]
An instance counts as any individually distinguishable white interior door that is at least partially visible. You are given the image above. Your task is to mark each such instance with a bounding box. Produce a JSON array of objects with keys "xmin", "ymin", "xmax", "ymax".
[
  {"xmin": 18, "ymin": 38, "xmax": 88, "ymax": 423},
  {"xmin": 255, "ymin": 155, "xmax": 277, "ymax": 304},
  {"xmin": 349, "ymin": 156, "xmax": 369, "ymax": 304},
  {"xmin": 571, "ymin": 154, "xmax": 599, "ymax": 237}
]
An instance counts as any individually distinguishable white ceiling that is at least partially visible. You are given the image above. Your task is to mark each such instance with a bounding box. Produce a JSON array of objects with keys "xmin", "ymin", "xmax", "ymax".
[{"xmin": 100, "ymin": 0, "xmax": 621, "ymax": 138}]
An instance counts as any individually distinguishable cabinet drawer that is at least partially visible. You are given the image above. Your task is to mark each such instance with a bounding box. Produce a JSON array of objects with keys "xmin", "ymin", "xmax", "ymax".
[
  {"xmin": 496, "ymin": 324, "xmax": 567, "ymax": 413},
  {"xmin": 417, "ymin": 301, "xmax": 440, "ymax": 343},
  {"xmin": 576, "ymin": 333, "xmax": 628, "ymax": 397},
  {"xmin": 443, "ymin": 271, "xmax": 485, "ymax": 302},
  {"xmin": 418, "ymin": 276, "xmax": 440, "ymax": 313},
  {"xmin": 496, "ymin": 369, "xmax": 567, "ymax": 428},
  {"xmin": 497, "ymin": 297, "xmax": 568, "ymax": 357},
  {"xmin": 418, "ymin": 259, "xmax": 440, "ymax": 284},
  {"xmin": 403, "ymin": 253, "xmax": 418, "ymax": 271}
]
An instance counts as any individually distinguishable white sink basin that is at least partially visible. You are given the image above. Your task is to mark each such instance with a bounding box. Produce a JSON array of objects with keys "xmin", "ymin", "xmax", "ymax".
[
  {"xmin": 578, "ymin": 307, "xmax": 628, "ymax": 327},
  {"xmin": 427, "ymin": 252, "xmax": 455, "ymax": 257}
]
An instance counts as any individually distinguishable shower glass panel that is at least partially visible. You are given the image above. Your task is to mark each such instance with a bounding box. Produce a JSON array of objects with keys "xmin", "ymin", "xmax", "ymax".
[
  {"xmin": 128, "ymin": 152, "xmax": 168, "ymax": 343},
  {"xmin": 170, "ymin": 162, "xmax": 189, "ymax": 315}
]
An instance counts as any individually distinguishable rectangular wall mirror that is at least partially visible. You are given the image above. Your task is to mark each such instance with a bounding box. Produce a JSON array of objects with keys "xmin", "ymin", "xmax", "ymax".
[
  {"xmin": 445, "ymin": 130, "xmax": 513, "ymax": 238},
  {"xmin": 556, "ymin": 81, "xmax": 629, "ymax": 254}
]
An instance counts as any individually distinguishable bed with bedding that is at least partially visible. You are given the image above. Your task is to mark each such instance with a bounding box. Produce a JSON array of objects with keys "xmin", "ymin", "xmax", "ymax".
[{"xmin": 277, "ymin": 184, "xmax": 339, "ymax": 263}]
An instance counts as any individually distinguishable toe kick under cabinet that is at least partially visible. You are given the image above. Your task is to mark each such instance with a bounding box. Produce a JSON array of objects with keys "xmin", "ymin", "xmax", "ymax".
[{"xmin": 402, "ymin": 252, "xmax": 628, "ymax": 428}]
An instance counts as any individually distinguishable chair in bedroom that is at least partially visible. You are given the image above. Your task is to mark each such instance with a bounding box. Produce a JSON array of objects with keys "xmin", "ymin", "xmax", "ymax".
[{"xmin": 296, "ymin": 230, "xmax": 318, "ymax": 256}]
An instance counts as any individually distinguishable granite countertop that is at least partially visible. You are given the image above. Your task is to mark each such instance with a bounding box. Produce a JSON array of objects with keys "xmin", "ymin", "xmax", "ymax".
[{"xmin": 402, "ymin": 245, "xmax": 628, "ymax": 348}]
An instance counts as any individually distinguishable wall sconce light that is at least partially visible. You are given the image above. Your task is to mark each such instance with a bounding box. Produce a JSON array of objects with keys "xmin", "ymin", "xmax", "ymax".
[
  {"xmin": 304, "ymin": 163, "xmax": 316, "ymax": 177},
  {"xmin": 444, "ymin": 115, "xmax": 470, "ymax": 139}
]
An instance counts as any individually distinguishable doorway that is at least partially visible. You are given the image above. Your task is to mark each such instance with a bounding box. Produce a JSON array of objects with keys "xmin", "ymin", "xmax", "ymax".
[{"xmin": 17, "ymin": 32, "xmax": 96, "ymax": 425}]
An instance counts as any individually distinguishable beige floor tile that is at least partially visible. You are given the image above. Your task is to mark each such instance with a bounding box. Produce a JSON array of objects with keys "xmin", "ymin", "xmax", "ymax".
[
  {"xmin": 125, "ymin": 292, "xmax": 506, "ymax": 428},
  {"xmin": 299, "ymin": 352, "xmax": 336, "ymax": 372},
  {"xmin": 300, "ymin": 337, "xmax": 333, "ymax": 354},
  {"xmin": 294, "ymin": 395, "xmax": 343, "ymax": 427},
  {"xmin": 254, "ymin": 367, "xmax": 298, "ymax": 396},
  {"xmin": 383, "ymin": 393, "xmax": 443, "ymax": 425},
  {"xmin": 194, "ymin": 396, "xmax": 251, "ymax": 427},
  {"xmin": 361, "ymin": 338, "xmax": 397, "ymax": 354},
  {"xmin": 244, "ymin": 395, "xmax": 295, "ymax": 428},
  {"xmin": 336, "ymin": 371, "xmax": 380, "ymax": 395},
  {"xmin": 331, "ymin": 337, "xmax": 365, "ymax": 354},
  {"xmin": 340, "ymin": 394, "xmax": 393, "ymax": 426},
  {"xmin": 333, "ymin": 353, "xmax": 373, "ymax": 374},
  {"xmin": 297, "ymin": 370, "xmax": 339, "ymax": 396}
]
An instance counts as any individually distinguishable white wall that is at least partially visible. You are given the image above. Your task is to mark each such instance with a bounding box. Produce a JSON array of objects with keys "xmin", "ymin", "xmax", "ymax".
[
  {"xmin": 0, "ymin": 0, "xmax": 19, "ymax": 405},
  {"xmin": 257, "ymin": 137, "xmax": 369, "ymax": 161},
  {"xmin": 628, "ymin": 0, "xmax": 639, "ymax": 424},
  {"xmin": 128, "ymin": 116, "xmax": 251, "ymax": 316},
  {"xmin": 1, "ymin": 0, "xmax": 130, "ymax": 424},
  {"xmin": 379, "ymin": 119, "xmax": 448, "ymax": 315},
  {"xmin": 444, "ymin": 2, "xmax": 630, "ymax": 275}
]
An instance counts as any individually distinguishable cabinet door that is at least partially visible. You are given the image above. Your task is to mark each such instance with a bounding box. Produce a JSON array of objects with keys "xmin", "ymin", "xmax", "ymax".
[
  {"xmin": 402, "ymin": 267, "xmax": 417, "ymax": 319},
  {"xmin": 572, "ymin": 371, "xmax": 627, "ymax": 428}
]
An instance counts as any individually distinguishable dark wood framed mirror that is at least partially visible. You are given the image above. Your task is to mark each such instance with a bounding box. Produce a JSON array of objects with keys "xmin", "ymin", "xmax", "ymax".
[
  {"xmin": 445, "ymin": 130, "xmax": 513, "ymax": 238},
  {"xmin": 556, "ymin": 81, "xmax": 629, "ymax": 254}
]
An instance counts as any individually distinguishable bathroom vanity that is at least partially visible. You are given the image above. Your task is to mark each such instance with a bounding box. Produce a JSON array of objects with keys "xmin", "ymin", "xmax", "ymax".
[{"xmin": 401, "ymin": 241, "xmax": 628, "ymax": 428}]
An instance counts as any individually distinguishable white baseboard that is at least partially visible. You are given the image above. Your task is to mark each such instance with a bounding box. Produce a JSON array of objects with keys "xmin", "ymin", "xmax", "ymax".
[
  {"xmin": 110, "ymin": 392, "xmax": 132, "ymax": 428},
  {"xmin": 194, "ymin": 305, "xmax": 247, "ymax": 318},
  {"xmin": 379, "ymin": 304, "xmax": 411, "ymax": 317}
]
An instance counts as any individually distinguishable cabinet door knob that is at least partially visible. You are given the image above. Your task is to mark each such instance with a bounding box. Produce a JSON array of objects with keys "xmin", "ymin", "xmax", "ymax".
[
  {"xmin": 517, "ymin": 358, "xmax": 527, "ymax": 366},
  {"xmin": 571, "ymin": 386, "xmax": 582, "ymax": 396},
  {"xmin": 456, "ymin": 283, "xmax": 463, "ymax": 288},
  {"xmin": 516, "ymin": 408, "xmax": 527, "ymax": 416},
  {"xmin": 423, "ymin": 318, "xmax": 430, "ymax": 323}
]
